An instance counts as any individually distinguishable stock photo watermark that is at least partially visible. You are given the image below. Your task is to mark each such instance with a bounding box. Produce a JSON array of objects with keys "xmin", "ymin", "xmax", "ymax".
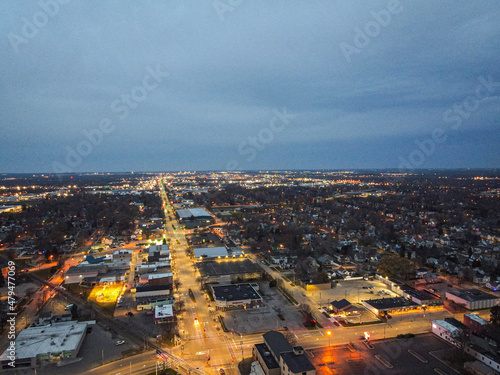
[
  {"xmin": 5, "ymin": 262, "xmax": 17, "ymax": 368},
  {"xmin": 363, "ymin": 336, "xmax": 415, "ymax": 375},
  {"xmin": 225, "ymin": 107, "xmax": 296, "ymax": 171},
  {"xmin": 398, "ymin": 75, "xmax": 500, "ymax": 170},
  {"xmin": 51, "ymin": 65, "xmax": 169, "ymax": 174},
  {"xmin": 339, "ymin": 0, "xmax": 403, "ymax": 63},
  {"xmin": 213, "ymin": 0, "xmax": 243, "ymax": 22},
  {"xmin": 7, "ymin": 0, "xmax": 70, "ymax": 53}
]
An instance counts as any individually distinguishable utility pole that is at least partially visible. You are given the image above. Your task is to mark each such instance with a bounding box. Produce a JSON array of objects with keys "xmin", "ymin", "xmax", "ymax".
[{"xmin": 241, "ymin": 334, "xmax": 244, "ymax": 360}]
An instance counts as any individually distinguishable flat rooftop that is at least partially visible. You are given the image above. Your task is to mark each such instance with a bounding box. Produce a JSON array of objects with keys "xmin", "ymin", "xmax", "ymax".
[
  {"xmin": 254, "ymin": 343, "xmax": 279, "ymax": 369},
  {"xmin": 177, "ymin": 208, "xmax": 212, "ymax": 220},
  {"xmin": 447, "ymin": 288, "xmax": 500, "ymax": 302},
  {"xmin": 465, "ymin": 314, "xmax": 489, "ymax": 325},
  {"xmin": 194, "ymin": 247, "xmax": 228, "ymax": 259},
  {"xmin": 211, "ymin": 283, "xmax": 261, "ymax": 302},
  {"xmin": 401, "ymin": 286, "xmax": 440, "ymax": 301},
  {"xmin": 65, "ymin": 264, "xmax": 107, "ymax": 275},
  {"xmin": 364, "ymin": 297, "xmax": 419, "ymax": 310},
  {"xmin": 433, "ymin": 319, "xmax": 461, "ymax": 334},
  {"xmin": 197, "ymin": 259, "xmax": 258, "ymax": 277},
  {"xmin": 155, "ymin": 304, "xmax": 174, "ymax": 319},
  {"xmin": 0, "ymin": 321, "xmax": 87, "ymax": 360},
  {"xmin": 281, "ymin": 350, "xmax": 316, "ymax": 373}
]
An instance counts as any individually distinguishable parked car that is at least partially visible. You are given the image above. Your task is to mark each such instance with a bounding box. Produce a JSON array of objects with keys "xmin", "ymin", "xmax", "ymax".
[
  {"xmin": 64, "ymin": 304, "xmax": 74, "ymax": 311},
  {"xmin": 116, "ymin": 340, "xmax": 125, "ymax": 346}
]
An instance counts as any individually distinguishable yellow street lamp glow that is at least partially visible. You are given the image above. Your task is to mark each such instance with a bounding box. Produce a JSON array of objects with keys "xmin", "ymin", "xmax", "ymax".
[{"xmin": 327, "ymin": 331, "xmax": 331, "ymax": 335}]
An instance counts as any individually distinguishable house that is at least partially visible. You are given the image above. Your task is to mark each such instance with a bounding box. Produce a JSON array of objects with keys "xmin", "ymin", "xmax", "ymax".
[
  {"xmin": 316, "ymin": 255, "xmax": 335, "ymax": 266},
  {"xmin": 307, "ymin": 257, "xmax": 319, "ymax": 270},
  {"xmin": 485, "ymin": 281, "xmax": 500, "ymax": 292},
  {"xmin": 427, "ymin": 257, "xmax": 439, "ymax": 266},
  {"xmin": 416, "ymin": 268, "xmax": 429, "ymax": 278}
]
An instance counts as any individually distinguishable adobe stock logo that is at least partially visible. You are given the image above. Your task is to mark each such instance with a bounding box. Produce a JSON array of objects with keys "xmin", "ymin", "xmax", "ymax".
[
  {"xmin": 225, "ymin": 108, "xmax": 296, "ymax": 171},
  {"xmin": 7, "ymin": 0, "xmax": 70, "ymax": 53},
  {"xmin": 398, "ymin": 75, "xmax": 500, "ymax": 170},
  {"xmin": 339, "ymin": 0, "xmax": 403, "ymax": 63},
  {"xmin": 213, "ymin": 0, "xmax": 243, "ymax": 22},
  {"xmin": 51, "ymin": 65, "xmax": 169, "ymax": 174}
]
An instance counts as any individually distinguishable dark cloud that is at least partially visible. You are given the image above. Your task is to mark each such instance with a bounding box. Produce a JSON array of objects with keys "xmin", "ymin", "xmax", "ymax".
[{"xmin": 0, "ymin": 0, "xmax": 499, "ymax": 172}]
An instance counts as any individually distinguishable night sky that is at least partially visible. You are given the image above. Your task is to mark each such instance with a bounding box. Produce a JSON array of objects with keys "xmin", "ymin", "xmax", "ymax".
[{"xmin": 1, "ymin": 1, "xmax": 499, "ymax": 173}]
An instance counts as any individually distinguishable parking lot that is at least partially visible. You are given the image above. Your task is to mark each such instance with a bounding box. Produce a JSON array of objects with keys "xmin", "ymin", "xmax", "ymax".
[
  {"xmin": 309, "ymin": 333, "xmax": 458, "ymax": 375},
  {"xmin": 222, "ymin": 282, "xmax": 306, "ymax": 334},
  {"xmin": 306, "ymin": 279, "xmax": 395, "ymax": 324},
  {"xmin": 38, "ymin": 323, "xmax": 135, "ymax": 375}
]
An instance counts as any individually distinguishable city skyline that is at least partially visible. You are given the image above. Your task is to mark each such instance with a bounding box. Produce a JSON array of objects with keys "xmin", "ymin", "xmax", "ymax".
[{"xmin": 1, "ymin": 1, "xmax": 499, "ymax": 173}]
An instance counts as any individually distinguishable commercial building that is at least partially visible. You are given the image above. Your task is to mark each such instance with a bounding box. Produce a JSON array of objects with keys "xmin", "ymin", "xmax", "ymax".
[
  {"xmin": 431, "ymin": 319, "xmax": 464, "ymax": 347},
  {"xmin": 464, "ymin": 345, "xmax": 500, "ymax": 374},
  {"xmin": 464, "ymin": 314, "xmax": 490, "ymax": 335},
  {"xmin": 328, "ymin": 299, "xmax": 352, "ymax": 315},
  {"xmin": 112, "ymin": 249, "xmax": 133, "ymax": 261},
  {"xmin": 446, "ymin": 289, "xmax": 500, "ymax": 310},
  {"xmin": 197, "ymin": 259, "xmax": 260, "ymax": 284},
  {"xmin": 211, "ymin": 283, "xmax": 263, "ymax": 310},
  {"xmin": 135, "ymin": 284, "xmax": 171, "ymax": 299},
  {"xmin": 400, "ymin": 285, "xmax": 441, "ymax": 306},
  {"xmin": 136, "ymin": 296, "xmax": 175, "ymax": 311},
  {"xmin": 253, "ymin": 331, "xmax": 316, "ymax": 375},
  {"xmin": 154, "ymin": 304, "xmax": 174, "ymax": 324},
  {"xmin": 176, "ymin": 208, "xmax": 212, "ymax": 226},
  {"xmin": 194, "ymin": 246, "xmax": 228, "ymax": 260},
  {"xmin": 432, "ymin": 315, "xmax": 500, "ymax": 373},
  {"xmin": 362, "ymin": 297, "xmax": 420, "ymax": 316},
  {"xmin": 147, "ymin": 244, "xmax": 170, "ymax": 259},
  {"xmin": 138, "ymin": 272, "xmax": 173, "ymax": 286},
  {"xmin": 135, "ymin": 261, "xmax": 171, "ymax": 275},
  {"xmin": 64, "ymin": 264, "xmax": 108, "ymax": 284},
  {"xmin": 0, "ymin": 321, "xmax": 91, "ymax": 370}
]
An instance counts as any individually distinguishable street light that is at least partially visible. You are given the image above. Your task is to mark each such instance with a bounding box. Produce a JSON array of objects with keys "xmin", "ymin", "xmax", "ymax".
[{"xmin": 327, "ymin": 330, "xmax": 331, "ymax": 346}]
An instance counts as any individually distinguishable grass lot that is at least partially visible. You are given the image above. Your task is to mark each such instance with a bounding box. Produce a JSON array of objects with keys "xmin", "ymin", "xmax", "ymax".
[
  {"xmin": 88, "ymin": 284, "xmax": 122, "ymax": 303},
  {"xmin": 277, "ymin": 286, "xmax": 298, "ymax": 305},
  {"xmin": 31, "ymin": 267, "xmax": 55, "ymax": 280}
]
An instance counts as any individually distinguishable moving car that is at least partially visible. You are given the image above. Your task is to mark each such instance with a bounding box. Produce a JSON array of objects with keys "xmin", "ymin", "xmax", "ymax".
[{"xmin": 116, "ymin": 339, "xmax": 125, "ymax": 345}]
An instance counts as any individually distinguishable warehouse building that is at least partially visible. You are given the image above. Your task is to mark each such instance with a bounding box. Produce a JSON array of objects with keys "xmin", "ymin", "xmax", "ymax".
[
  {"xmin": 446, "ymin": 289, "xmax": 500, "ymax": 310},
  {"xmin": 0, "ymin": 321, "xmax": 91, "ymax": 370},
  {"xmin": 176, "ymin": 208, "xmax": 212, "ymax": 226},
  {"xmin": 194, "ymin": 246, "xmax": 228, "ymax": 260},
  {"xmin": 197, "ymin": 259, "xmax": 260, "ymax": 284}
]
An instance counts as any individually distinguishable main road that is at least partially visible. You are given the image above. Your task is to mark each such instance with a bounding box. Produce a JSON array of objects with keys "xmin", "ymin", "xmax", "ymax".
[{"xmin": 160, "ymin": 184, "xmax": 240, "ymax": 375}]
